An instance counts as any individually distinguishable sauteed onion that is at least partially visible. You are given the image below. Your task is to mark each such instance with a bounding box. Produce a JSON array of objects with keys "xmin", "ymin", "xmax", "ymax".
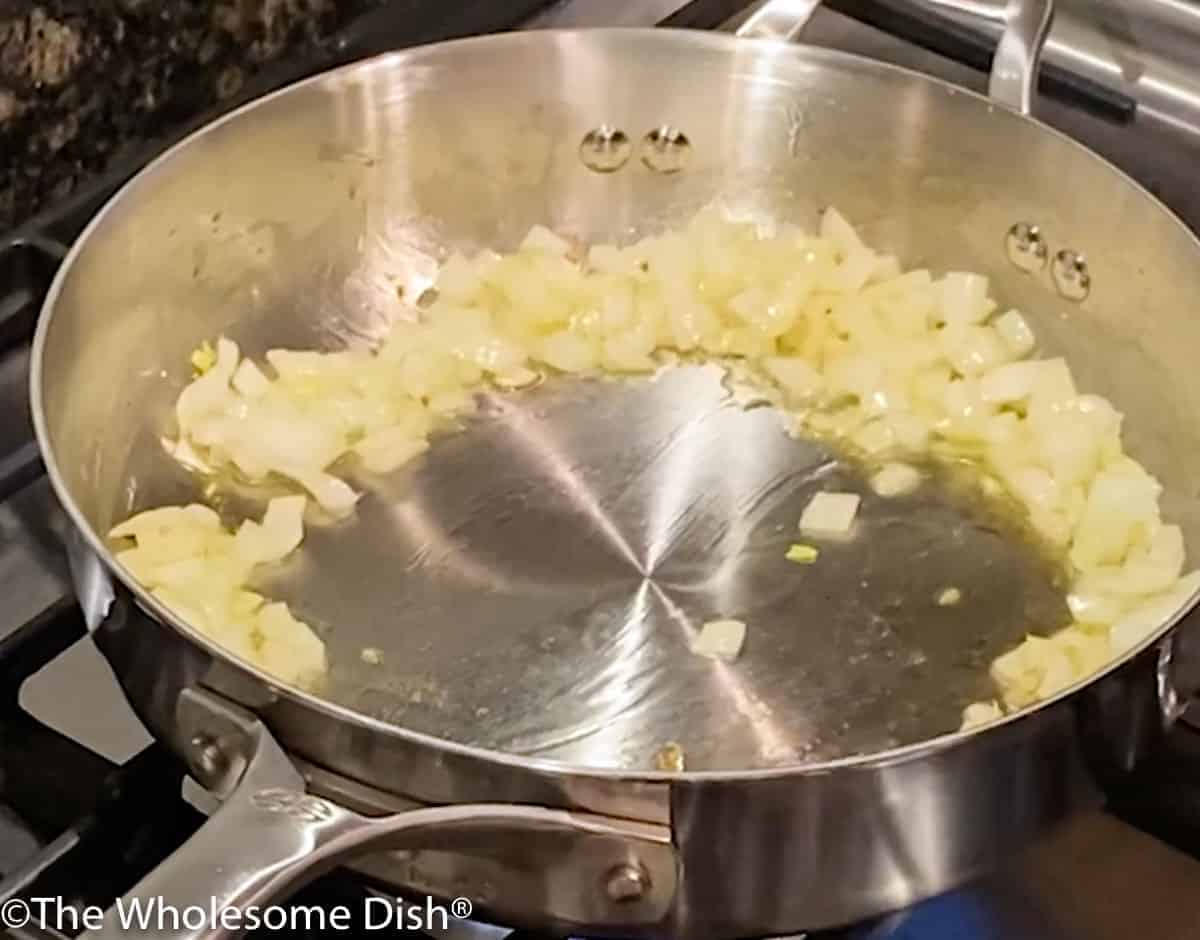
[
  {"xmin": 110, "ymin": 207, "xmax": 1196, "ymax": 729},
  {"xmin": 109, "ymin": 496, "xmax": 326, "ymax": 690}
]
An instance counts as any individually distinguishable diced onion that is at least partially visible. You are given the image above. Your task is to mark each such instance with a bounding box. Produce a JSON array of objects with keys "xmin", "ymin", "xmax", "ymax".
[
  {"xmin": 936, "ymin": 587, "xmax": 963, "ymax": 607},
  {"xmin": 961, "ymin": 700, "xmax": 1003, "ymax": 730},
  {"xmin": 234, "ymin": 494, "xmax": 305, "ymax": 565},
  {"xmin": 994, "ymin": 309, "xmax": 1036, "ymax": 358},
  {"xmin": 293, "ymin": 470, "xmax": 359, "ymax": 517},
  {"xmin": 799, "ymin": 492, "xmax": 861, "ymax": 538},
  {"xmin": 691, "ymin": 619, "xmax": 747, "ymax": 661},
  {"xmin": 112, "ymin": 204, "xmax": 1194, "ymax": 716},
  {"xmin": 938, "ymin": 272, "xmax": 992, "ymax": 326},
  {"xmin": 353, "ymin": 427, "xmax": 430, "ymax": 475},
  {"xmin": 232, "ymin": 359, "xmax": 271, "ymax": 399},
  {"xmin": 985, "ymin": 627, "xmax": 1113, "ymax": 710},
  {"xmin": 1110, "ymin": 571, "xmax": 1200, "ymax": 655},
  {"xmin": 762, "ymin": 356, "xmax": 824, "ymax": 403},
  {"xmin": 521, "ymin": 224, "xmax": 574, "ymax": 257},
  {"xmin": 110, "ymin": 504, "xmax": 220, "ymax": 539},
  {"xmin": 870, "ymin": 462, "xmax": 922, "ymax": 497},
  {"xmin": 109, "ymin": 496, "xmax": 325, "ymax": 690},
  {"xmin": 785, "ymin": 543, "xmax": 820, "ymax": 564},
  {"xmin": 190, "ymin": 341, "xmax": 217, "ymax": 375},
  {"xmin": 252, "ymin": 602, "xmax": 327, "ymax": 692},
  {"xmin": 979, "ymin": 361, "xmax": 1039, "ymax": 405}
]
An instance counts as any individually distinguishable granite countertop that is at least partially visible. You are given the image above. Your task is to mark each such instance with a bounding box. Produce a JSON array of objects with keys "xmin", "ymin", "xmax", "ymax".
[{"xmin": 0, "ymin": 0, "xmax": 384, "ymax": 232}]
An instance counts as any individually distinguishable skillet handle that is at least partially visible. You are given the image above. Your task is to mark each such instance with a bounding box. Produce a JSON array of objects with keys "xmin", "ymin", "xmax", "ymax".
[
  {"xmin": 989, "ymin": 0, "xmax": 1055, "ymax": 115},
  {"xmin": 733, "ymin": 0, "xmax": 825, "ymax": 41},
  {"xmin": 733, "ymin": 0, "xmax": 1055, "ymax": 118},
  {"xmin": 79, "ymin": 691, "xmax": 676, "ymax": 940}
]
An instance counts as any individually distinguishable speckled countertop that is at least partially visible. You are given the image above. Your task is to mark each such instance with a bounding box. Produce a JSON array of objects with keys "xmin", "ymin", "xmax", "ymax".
[{"xmin": 0, "ymin": 0, "xmax": 384, "ymax": 231}]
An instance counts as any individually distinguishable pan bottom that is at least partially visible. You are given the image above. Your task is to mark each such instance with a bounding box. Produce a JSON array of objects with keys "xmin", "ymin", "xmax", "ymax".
[{"xmin": 231, "ymin": 364, "xmax": 1069, "ymax": 771}]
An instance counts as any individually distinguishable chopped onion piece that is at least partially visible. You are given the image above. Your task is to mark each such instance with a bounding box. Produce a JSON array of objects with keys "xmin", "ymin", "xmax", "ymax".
[
  {"xmin": 1110, "ymin": 571, "xmax": 1200, "ymax": 655},
  {"xmin": 107, "ymin": 497, "xmax": 325, "ymax": 691},
  {"xmin": 994, "ymin": 309, "xmax": 1036, "ymax": 358},
  {"xmin": 979, "ymin": 361, "xmax": 1039, "ymax": 404},
  {"xmin": 190, "ymin": 341, "xmax": 217, "ymax": 375},
  {"xmin": 232, "ymin": 359, "xmax": 271, "ymax": 399},
  {"xmin": 541, "ymin": 331, "xmax": 597, "ymax": 373},
  {"xmin": 293, "ymin": 470, "xmax": 359, "ymax": 517},
  {"xmin": 521, "ymin": 224, "xmax": 573, "ymax": 257},
  {"xmin": 785, "ymin": 543, "xmax": 820, "ymax": 564},
  {"xmin": 1066, "ymin": 585, "xmax": 1128, "ymax": 626},
  {"xmin": 691, "ymin": 619, "xmax": 747, "ymax": 661},
  {"xmin": 870, "ymin": 462, "xmax": 922, "ymax": 497},
  {"xmin": 871, "ymin": 254, "xmax": 903, "ymax": 282},
  {"xmin": 819, "ymin": 207, "xmax": 869, "ymax": 257},
  {"xmin": 175, "ymin": 336, "xmax": 238, "ymax": 428},
  {"xmin": 960, "ymin": 701, "xmax": 1004, "ymax": 730},
  {"xmin": 354, "ymin": 428, "xmax": 430, "ymax": 475},
  {"xmin": 936, "ymin": 587, "xmax": 962, "ymax": 607},
  {"xmin": 762, "ymin": 356, "xmax": 824, "ymax": 402},
  {"xmin": 253, "ymin": 602, "xmax": 327, "ymax": 691},
  {"xmin": 1028, "ymin": 358, "xmax": 1077, "ymax": 413},
  {"xmin": 494, "ymin": 367, "xmax": 542, "ymax": 389},
  {"xmin": 938, "ymin": 272, "xmax": 991, "ymax": 326},
  {"xmin": 111, "ymin": 504, "xmax": 220, "ymax": 539},
  {"xmin": 1070, "ymin": 460, "xmax": 1163, "ymax": 570},
  {"xmin": 941, "ymin": 324, "xmax": 1010, "ymax": 376},
  {"xmin": 234, "ymin": 495, "xmax": 306, "ymax": 565},
  {"xmin": 799, "ymin": 492, "xmax": 861, "ymax": 538}
]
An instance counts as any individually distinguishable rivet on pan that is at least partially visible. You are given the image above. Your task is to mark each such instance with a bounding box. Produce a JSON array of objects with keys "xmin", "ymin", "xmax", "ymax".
[
  {"xmin": 579, "ymin": 125, "xmax": 632, "ymax": 173},
  {"xmin": 189, "ymin": 733, "xmax": 228, "ymax": 780},
  {"xmin": 1005, "ymin": 222, "xmax": 1048, "ymax": 273},
  {"xmin": 604, "ymin": 863, "xmax": 650, "ymax": 903},
  {"xmin": 641, "ymin": 125, "xmax": 691, "ymax": 174},
  {"xmin": 1051, "ymin": 249, "xmax": 1091, "ymax": 301}
]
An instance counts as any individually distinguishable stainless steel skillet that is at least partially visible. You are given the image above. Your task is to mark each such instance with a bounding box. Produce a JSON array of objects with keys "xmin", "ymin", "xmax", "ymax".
[{"xmin": 28, "ymin": 0, "xmax": 1200, "ymax": 936}]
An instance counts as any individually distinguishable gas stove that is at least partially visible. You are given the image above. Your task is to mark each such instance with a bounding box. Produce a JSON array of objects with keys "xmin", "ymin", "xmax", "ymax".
[{"xmin": 4, "ymin": 1, "xmax": 1200, "ymax": 938}]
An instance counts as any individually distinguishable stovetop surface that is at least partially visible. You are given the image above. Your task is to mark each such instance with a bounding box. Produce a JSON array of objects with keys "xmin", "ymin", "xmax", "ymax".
[
  {"xmin": 0, "ymin": 0, "xmax": 383, "ymax": 230},
  {"xmin": 0, "ymin": 0, "xmax": 569, "ymax": 233},
  {"xmin": 5, "ymin": 1, "xmax": 1200, "ymax": 938}
]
